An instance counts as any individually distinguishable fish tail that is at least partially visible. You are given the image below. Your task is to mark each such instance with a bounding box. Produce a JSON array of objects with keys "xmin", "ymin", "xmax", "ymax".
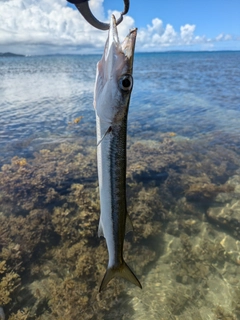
[{"xmin": 99, "ymin": 260, "xmax": 142, "ymax": 292}]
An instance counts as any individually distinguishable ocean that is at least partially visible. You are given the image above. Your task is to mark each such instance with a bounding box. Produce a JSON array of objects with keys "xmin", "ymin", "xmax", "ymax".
[{"xmin": 0, "ymin": 52, "xmax": 240, "ymax": 319}]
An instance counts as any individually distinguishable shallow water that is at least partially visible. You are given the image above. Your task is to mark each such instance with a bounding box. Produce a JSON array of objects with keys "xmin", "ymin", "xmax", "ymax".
[{"xmin": 0, "ymin": 52, "xmax": 240, "ymax": 319}]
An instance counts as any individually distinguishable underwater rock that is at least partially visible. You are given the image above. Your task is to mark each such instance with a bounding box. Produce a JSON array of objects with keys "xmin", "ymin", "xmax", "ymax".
[
  {"xmin": 206, "ymin": 174, "xmax": 240, "ymax": 238},
  {"xmin": 0, "ymin": 271, "xmax": 20, "ymax": 306},
  {"xmin": 127, "ymin": 138, "xmax": 184, "ymax": 183},
  {"xmin": 214, "ymin": 306, "xmax": 237, "ymax": 320},
  {"xmin": 0, "ymin": 143, "xmax": 97, "ymax": 215},
  {"xmin": 0, "ymin": 131, "xmax": 240, "ymax": 318},
  {"xmin": 185, "ymin": 183, "xmax": 234, "ymax": 202},
  {"xmin": 8, "ymin": 308, "xmax": 30, "ymax": 320},
  {"xmin": 207, "ymin": 200, "xmax": 240, "ymax": 238}
]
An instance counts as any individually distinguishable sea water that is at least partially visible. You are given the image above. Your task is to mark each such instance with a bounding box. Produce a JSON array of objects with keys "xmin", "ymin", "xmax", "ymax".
[
  {"xmin": 0, "ymin": 52, "xmax": 240, "ymax": 319},
  {"xmin": 1, "ymin": 52, "xmax": 240, "ymax": 164}
]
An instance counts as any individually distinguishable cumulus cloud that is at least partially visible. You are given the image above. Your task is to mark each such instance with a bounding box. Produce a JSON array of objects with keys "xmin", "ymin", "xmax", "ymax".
[
  {"xmin": 215, "ymin": 33, "xmax": 232, "ymax": 41},
  {"xmin": 0, "ymin": 0, "xmax": 238, "ymax": 55},
  {"xmin": 137, "ymin": 19, "xmax": 198, "ymax": 50},
  {"xmin": 180, "ymin": 24, "xmax": 196, "ymax": 44},
  {"xmin": 0, "ymin": 0, "xmax": 109, "ymax": 54},
  {"xmin": 136, "ymin": 18, "xmax": 239, "ymax": 51}
]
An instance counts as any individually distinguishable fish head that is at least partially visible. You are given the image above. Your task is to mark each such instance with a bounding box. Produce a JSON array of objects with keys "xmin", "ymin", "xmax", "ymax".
[{"xmin": 94, "ymin": 15, "xmax": 137, "ymax": 124}]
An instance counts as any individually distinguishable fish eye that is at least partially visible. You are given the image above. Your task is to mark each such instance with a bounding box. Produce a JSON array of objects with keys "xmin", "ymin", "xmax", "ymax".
[{"xmin": 119, "ymin": 75, "xmax": 133, "ymax": 91}]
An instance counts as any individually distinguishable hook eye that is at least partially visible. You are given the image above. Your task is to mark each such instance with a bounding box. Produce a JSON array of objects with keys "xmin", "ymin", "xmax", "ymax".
[{"xmin": 68, "ymin": 0, "xmax": 129, "ymax": 30}]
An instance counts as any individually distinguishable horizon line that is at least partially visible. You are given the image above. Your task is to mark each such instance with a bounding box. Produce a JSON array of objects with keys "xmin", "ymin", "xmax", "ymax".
[{"xmin": 1, "ymin": 49, "xmax": 240, "ymax": 57}]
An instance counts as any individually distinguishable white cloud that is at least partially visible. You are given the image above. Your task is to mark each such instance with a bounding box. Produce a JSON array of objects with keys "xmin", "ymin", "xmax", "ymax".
[
  {"xmin": 147, "ymin": 18, "xmax": 163, "ymax": 35},
  {"xmin": 136, "ymin": 18, "xmax": 238, "ymax": 51},
  {"xmin": 0, "ymin": 0, "xmax": 238, "ymax": 55},
  {"xmin": 180, "ymin": 24, "xmax": 196, "ymax": 44},
  {"xmin": 224, "ymin": 34, "xmax": 232, "ymax": 41},
  {"xmin": 216, "ymin": 33, "xmax": 224, "ymax": 41},
  {"xmin": 162, "ymin": 24, "xmax": 177, "ymax": 44},
  {"xmin": 0, "ymin": 0, "xmax": 109, "ymax": 54},
  {"xmin": 216, "ymin": 33, "xmax": 232, "ymax": 42},
  {"xmin": 137, "ymin": 19, "xmax": 197, "ymax": 50}
]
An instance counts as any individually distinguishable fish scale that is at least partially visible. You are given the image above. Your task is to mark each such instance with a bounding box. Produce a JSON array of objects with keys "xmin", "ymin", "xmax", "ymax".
[{"xmin": 94, "ymin": 14, "xmax": 141, "ymax": 291}]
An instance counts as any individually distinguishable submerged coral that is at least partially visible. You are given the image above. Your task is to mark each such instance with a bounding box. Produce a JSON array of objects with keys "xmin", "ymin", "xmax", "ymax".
[
  {"xmin": 0, "ymin": 130, "xmax": 239, "ymax": 318},
  {"xmin": 0, "ymin": 271, "xmax": 20, "ymax": 306}
]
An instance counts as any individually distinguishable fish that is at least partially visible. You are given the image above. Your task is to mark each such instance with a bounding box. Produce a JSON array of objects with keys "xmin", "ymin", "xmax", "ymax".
[{"xmin": 93, "ymin": 14, "xmax": 141, "ymax": 292}]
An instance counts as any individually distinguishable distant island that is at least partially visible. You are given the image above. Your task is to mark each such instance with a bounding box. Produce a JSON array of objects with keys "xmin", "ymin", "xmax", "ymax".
[{"xmin": 0, "ymin": 52, "xmax": 25, "ymax": 57}]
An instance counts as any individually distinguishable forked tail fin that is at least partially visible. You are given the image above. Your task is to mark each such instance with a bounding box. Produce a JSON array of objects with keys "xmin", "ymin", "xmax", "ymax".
[{"xmin": 99, "ymin": 260, "xmax": 142, "ymax": 292}]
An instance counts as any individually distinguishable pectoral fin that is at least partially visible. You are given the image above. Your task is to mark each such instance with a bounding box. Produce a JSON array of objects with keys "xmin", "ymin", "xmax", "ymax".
[
  {"xmin": 97, "ymin": 126, "xmax": 112, "ymax": 146},
  {"xmin": 125, "ymin": 213, "xmax": 133, "ymax": 234}
]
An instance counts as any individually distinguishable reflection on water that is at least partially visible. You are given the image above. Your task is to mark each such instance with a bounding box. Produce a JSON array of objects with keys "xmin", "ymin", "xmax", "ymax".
[{"xmin": 0, "ymin": 52, "xmax": 240, "ymax": 319}]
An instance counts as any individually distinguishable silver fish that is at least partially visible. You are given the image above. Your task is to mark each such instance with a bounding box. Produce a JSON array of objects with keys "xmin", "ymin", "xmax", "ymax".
[{"xmin": 94, "ymin": 15, "xmax": 141, "ymax": 291}]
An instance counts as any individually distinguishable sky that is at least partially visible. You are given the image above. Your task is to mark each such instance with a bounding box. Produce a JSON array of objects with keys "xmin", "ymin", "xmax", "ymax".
[{"xmin": 0, "ymin": 0, "xmax": 240, "ymax": 55}]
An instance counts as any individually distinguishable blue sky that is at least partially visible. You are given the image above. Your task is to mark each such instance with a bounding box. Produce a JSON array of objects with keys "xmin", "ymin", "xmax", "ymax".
[
  {"xmin": 101, "ymin": 0, "xmax": 240, "ymax": 37},
  {"xmin": 0, "ymin": 0, "xmax": 239, "ymax": 55}
]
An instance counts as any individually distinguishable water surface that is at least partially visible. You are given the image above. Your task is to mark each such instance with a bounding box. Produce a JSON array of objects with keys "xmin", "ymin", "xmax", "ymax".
[{"xmin": 0, "ymin": 52, "xmax": 240, "ymax": 319}]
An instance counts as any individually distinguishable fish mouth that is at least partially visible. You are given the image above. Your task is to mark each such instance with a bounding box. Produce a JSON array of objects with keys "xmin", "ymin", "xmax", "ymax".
[
  {"xmin": 105, "ymin": 15, "xmax": 119, "ymax": 57},
  {"xmin": 104, "ymin": 14, "xmax": 137, "ymax": 66}
]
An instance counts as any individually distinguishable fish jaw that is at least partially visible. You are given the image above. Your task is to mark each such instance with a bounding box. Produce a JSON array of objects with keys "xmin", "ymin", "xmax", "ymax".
[
  {"xmin": 94, "ymin": 15, "xmax": 140, "ymax": 291},
  {"xmin": 94, "ymin": 14, "xmax": 137, "ymax": 125}
]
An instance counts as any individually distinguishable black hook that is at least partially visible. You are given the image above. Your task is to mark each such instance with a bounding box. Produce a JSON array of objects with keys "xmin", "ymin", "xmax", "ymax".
[{"xmin": 67, "ymin": 0, "xmax": 129, "ymax": 30}]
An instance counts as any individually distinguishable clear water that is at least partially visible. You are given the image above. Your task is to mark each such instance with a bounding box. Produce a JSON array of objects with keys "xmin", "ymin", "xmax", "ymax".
[
  {"xmin": 0, "ymin": 52, "xmax": 240, "ymax": 319},
  {"xmin": 1, "ymin": 52, "xmax": 240, "ymax": 163}
]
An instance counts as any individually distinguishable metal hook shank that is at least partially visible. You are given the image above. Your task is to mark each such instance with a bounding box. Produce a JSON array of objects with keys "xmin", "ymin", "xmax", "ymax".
[{"xmin": 67, "ymin": 0, "xmax": 130, "ymax": 30}]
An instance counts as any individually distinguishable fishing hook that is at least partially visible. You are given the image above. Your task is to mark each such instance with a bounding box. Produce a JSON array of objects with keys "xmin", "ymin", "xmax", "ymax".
[{"xmin": 67, "ymin": 0, "xmax": 129, "ymax": 30}]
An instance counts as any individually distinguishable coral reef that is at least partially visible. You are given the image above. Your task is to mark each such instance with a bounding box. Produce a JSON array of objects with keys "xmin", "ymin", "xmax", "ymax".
[
  {"xmin": 206, "ymin": 173, "xmax": 240, "ymax": 238},
  {"xmin": 0, "ymin": 270, "xmax": 20, "ymax": 306},
  {"xmin": 8, "ymin": 309, "xmax": 29, "ymax": 320},
  {"xmin": 214, "ymin": 306, "xmax": 236, "ymax": 320},
  {"xmin": 0, "ymin": 129, "xmax": 240, "ymax": 319}
]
